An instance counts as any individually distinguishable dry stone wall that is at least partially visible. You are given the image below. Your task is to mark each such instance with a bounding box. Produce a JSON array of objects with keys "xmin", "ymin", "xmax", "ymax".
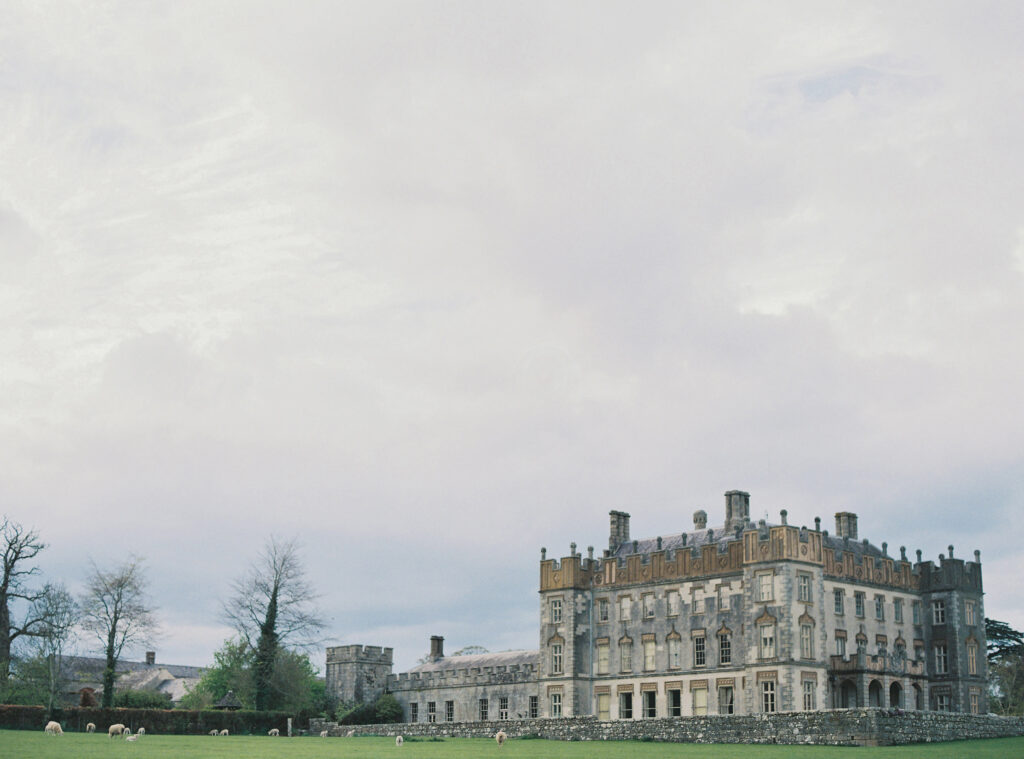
[{"xmin": 312, "ymin": 709, "xmax": 1024, "ymax": 746}]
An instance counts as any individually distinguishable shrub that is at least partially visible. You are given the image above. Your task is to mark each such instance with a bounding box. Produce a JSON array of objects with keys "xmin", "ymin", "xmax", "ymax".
[
  {"xmin": 113, "ymin": 690, "xmax": 173, "ymax": 709},
  {"xmin": 375, "ymin": 694, "xmax": 403, "ymax": 723}
]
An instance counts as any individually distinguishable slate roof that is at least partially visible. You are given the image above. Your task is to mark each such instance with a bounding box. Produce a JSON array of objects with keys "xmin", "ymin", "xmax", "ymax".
[
  {"xmin": 613, "ymin": 525, "xmax": 890, "ymax": 561},
  {"xmin": 610, "ymin": 524, "xmax": 744, "ymax": 558},
  {"xmin": 58, "ymin": 655, "xmax": 205, "ymax": 704},
  {"xmin": 408, "ymin": 649, "xmax": 538, "ymax": 673},
  {"xmin": 823, "ymin": 534, "xmax": 887, "ymax": 560}
]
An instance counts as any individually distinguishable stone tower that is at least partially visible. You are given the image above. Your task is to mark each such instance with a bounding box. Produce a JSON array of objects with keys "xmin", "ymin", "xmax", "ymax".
[{"xmin": 325, "ymin": 645, "xmax": 394, "ymax": 705}]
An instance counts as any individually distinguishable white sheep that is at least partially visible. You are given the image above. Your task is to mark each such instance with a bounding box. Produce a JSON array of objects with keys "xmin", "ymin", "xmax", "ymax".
[
  {"xmin": 86, "ymin": 722, "xmax": 96, "ymax": 733},
  {"xmin": 137, "ymin": 727, "xmax": 145, "ymax": 736},
  {"xmin": 44, "ymin": 721, "xmax": 63, "ymax": 736},
  {"xmin": 219, "ymin": 729, "xmax": 229, "ymax": 736},
  {"xmin": 346, "ymin": 729, "xmax": 355, "ymax": 737},
  {"xmin": 108, "ymin": 723, "xmax": 126, "ymax": 738},
  {"xmin": 209, "ymin": 729, "xmax": 218, "ymax": 736},
  {"xmin": 126, "ymin": 734, "xmax": 138, "ymax": 742},
  {"xmin": 268, "ymin": 728, "xmax": 280, "ymax": 736},
  {"xmin": 320, "ymin": 729, "xmax": 329, "ymax": 738},
  {"xmin": 495, "ymin": 730, "xmax": 507, "ymax": 746},
  {"xmin": 396, "ymin": 735, "xmax": 404, "ymax": 746},
  {"xmin": 124, "ymin": 727, "xmax": 132, "ymax": 737}
]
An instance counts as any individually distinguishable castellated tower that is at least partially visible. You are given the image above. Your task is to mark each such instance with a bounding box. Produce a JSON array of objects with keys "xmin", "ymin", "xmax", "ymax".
[{"xmin": 325, "ymin": 645, "xmax": 394, "ymax": 705}]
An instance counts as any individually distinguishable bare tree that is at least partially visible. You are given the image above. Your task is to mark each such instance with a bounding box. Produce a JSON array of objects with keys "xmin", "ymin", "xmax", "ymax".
[
  {"xmin": 28, "ymin": 582, "xmax": 78, "ymax": 715},
  {"xmin": 222, "ymin": 537, "xmax": 325, "ymax": 710},
  {"xmin": 0, "ymin": 516, "xmax": 49, "ymax": 685},
  {"xmin": 80, "ymin": 556, "xmax": 159, "ymax": 708}
]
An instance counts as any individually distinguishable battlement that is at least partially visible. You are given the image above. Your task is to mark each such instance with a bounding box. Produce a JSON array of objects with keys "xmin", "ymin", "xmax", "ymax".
[
  {"xmin": 326, "ymin": 644, "xmax": 394, "ymax": 665},
  {"xmin": 388, "ymin": 660, "xmax": 538, "ymax": 693},
  {"xmin": 915, "ymin": 547, "xmax": 983, "ymax": 593}
]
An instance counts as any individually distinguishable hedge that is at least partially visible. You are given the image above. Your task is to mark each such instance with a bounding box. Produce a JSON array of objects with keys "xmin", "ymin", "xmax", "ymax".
[{"xmin": 0, "ymin": 705, "xmax": 292, "ymax": 734}]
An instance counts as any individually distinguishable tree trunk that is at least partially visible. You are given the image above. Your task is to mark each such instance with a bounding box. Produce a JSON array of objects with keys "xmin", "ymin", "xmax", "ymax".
[
  {"xmin": 102, "ymin": 628, "xmax": 117, "ymax": 708},
  {"xmin": 254, "ymin": 584, "xmax": 279, "ymax": 711},
  {"xmin": 0, "ymin": 601, "xmax": 11, "ymax": 683}
]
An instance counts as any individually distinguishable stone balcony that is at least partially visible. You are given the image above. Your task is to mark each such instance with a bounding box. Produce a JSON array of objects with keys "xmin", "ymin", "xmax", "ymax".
[{"xmin": 829, "ymin": 653, "xmax": 926, "ymax": 677}]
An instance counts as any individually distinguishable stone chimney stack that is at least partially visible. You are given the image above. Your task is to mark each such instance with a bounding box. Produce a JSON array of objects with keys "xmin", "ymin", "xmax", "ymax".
[
  {"xmin": 429, "ymin": 635, "xmax": 444, "ymax": 662},
  {"xmin": 693, "ymin": 510, "xmax": 707, "ymax": 530},
  {"xmin": 724, "ymin": 490, "xmax": 750, "ymax": 533},
  {"xmin": 609, "ymin": 510, "xmax": 631, "ymax": 551},
  {"xmin": 835, "ymin": 512, "xmax": 858, "ymax": 540},
  {"xmin": 145, "ymin": 651, "xmax": 155, "ymax": 665}
]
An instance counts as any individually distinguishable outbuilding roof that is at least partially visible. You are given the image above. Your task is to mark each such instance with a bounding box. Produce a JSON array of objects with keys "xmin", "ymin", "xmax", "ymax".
[{"xmin": 407, "ymin": 649, "xmax": 538, "ymax": 673}]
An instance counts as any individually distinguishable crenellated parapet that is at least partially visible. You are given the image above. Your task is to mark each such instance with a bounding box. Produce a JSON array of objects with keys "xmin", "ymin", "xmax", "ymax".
[
  {"xmin": 823, "ymin": 546, "xmax": 917, "ymax": 590},
  {"xmin": 742, "ymin": 524, "xmax": 824, "ymax": 565},
  {"xmin": 388, "ymin": 662, "xmax": 538, "ymax": 693},
  {"xmin": 916, "ymin": 552, "xmax": 983, "ymax": 594},
  {"xmin": 540, "ymin": 540, "xmax": 747, "ymax": 591},
  {"xmin": 326, "ymin": 645, "xmax": 394, "ymax": 665}
]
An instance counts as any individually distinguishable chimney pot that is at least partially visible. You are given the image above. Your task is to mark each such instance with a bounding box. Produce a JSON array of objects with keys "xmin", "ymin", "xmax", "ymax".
[
  {"xmin": 780, "ymin": 509, "xmax": 788, "ymax": 525},
  {"xmin": 974, "ymin": 549, "xmax": 981, "ymax": 563},
  {"xmin": 835, "ymin": 512, "xmax": 858, "ymax": 540},
  {"xmin": 430, "ymin": 636, "xmax": 444, "ymax": 661},
  {"xmin": 608, "ymin": 511, "xmax": 630, "ymax": 551},
  {"xmin": 724, "ymin": 490, "xmax": 750, "ymax": 533},
  {"xmin": 145, "ymin": 651, "xmax": 155, "ymax": 666}
]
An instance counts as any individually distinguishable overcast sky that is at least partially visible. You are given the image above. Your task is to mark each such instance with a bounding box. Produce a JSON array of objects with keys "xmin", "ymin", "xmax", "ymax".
[{"xmin": 2, "ymin": 1, "xmax": 1023, "ymax": 674}]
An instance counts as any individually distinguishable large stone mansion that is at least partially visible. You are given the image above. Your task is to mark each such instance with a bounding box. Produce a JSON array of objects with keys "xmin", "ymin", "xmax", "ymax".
[{"xmin": 326, "ymin": 491, "xmax": 986, "ymax": 722}]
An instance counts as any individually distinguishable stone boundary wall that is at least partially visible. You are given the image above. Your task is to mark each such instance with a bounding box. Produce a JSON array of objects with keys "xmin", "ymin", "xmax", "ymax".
[{"xmin": 312, "ymin": 709, "xmax": 1024, "ymax": 746}]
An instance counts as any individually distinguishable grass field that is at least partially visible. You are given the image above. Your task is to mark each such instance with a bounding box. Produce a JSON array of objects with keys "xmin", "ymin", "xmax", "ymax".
[{"xmin": 3, "ymin": 731, "xmax": 1023, "ymax": 759}]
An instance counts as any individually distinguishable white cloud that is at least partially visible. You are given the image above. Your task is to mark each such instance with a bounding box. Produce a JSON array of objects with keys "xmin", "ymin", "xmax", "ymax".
[{"xmin": 1, "ymin": 1, "xmax": 1023, "ymax": 668}]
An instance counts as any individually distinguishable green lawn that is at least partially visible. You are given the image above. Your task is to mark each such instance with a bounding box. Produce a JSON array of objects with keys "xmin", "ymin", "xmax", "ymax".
[{"xmin": 2, "ymin": 731, "xmax": 1022, "ymax": 759}]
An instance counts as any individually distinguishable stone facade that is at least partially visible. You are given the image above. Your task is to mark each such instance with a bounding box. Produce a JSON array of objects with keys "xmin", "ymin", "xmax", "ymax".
[
  {"xmin": 325, "ymin": 645, "xmax": 394, "ymax": 705},
  {"xmin": 326, "ymin": 490, "xmax": 988, "ymax": 727}
]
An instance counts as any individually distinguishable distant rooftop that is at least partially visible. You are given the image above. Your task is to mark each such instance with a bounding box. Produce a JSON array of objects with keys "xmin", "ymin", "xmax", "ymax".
[{"xmin": 408, "ymin": 649, "xmax": 538, "ymax": 673}]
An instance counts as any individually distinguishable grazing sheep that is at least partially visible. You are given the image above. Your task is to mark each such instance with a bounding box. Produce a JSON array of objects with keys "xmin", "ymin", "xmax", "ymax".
[
  {"xmin": 209, "ymin": 729, "xmax": 218, "ymax": 736},
  {"xmin": 268, "ymin": 728, "xmax": 280, "ymax": 736},
  {"xmin": 495, "ymin": 730, "xmax": 507, "ymax": 746},
  {"xmin": 86, "ymin": 723, "xmax": 96, "ymax": 733},
  {"xmin": 108, "ymin": 724, "xmax": 126, "ymax": 738},
  {"xmin": 44, "ymin": 721, "xmax": 63, "ymax": 736},
  {"xmin": 320, "ymin": 730, "xmax": 329, "ymax": 738},
  {"xmin": 125, "ymin": 734, "xmax": 138, "ymax": 742},
  {"xmin": 219, "ymin": 729, "xmax": 229, "ymax": 736},
  {"xmin": 124, "ymin": 727, "xmax": 132, "ymax": 737},
  {"xmin": 396, "ymin": 735, "xmax": 404, "ymax": 746},
  {"xmin": 137, "ymin": 727, "xmax": 145, "ymax": 736},
  {"xmin": 346, "ymin": 729, "xmax": 355, "ymax": 737}
]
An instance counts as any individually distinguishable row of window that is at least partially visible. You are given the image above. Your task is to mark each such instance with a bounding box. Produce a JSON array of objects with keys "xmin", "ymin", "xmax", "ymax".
[
  {"xmin": 831, "ymin": 592, "xmax": 977, "ymax": 627},
  {"xmin": 409, "ymin": 696, "xmax": 539, "ymax": 723},
  {"xmin": 413, "ymin": 683, "xmax": 974, "ymax": 722},
  {"xmin": 568, "ymin": 622, "xmax": 812, "ymax": 675},
  {"xmin": 552, "ymin": 586, "xmax": 979, "ymax": 627},
  {"xmin": 550, "ymin": 587, "xmax": 736, "ymax": 625},
  {"xmin": 583, "ymin": 632, "xmax": 734, "ymax": 676},
  {"xmin": 595, "ymin": 679, "xmax": 817, "ymax": 719},
  {"xmin": 830, "ymin": 633, "xmax": 979, "ymax": 677}
]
